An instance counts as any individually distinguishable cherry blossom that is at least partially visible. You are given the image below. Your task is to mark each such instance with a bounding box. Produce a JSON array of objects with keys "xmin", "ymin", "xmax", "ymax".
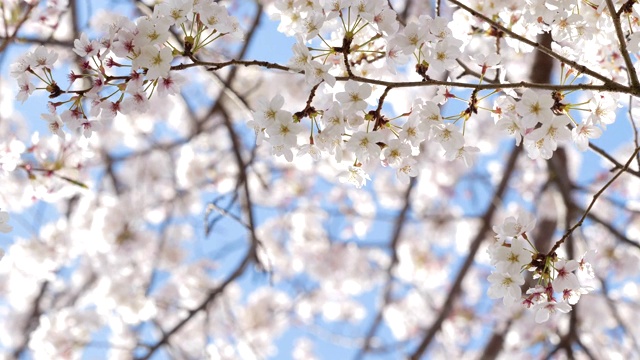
[
  {"xmin": 533, "ymin": 301, "xmax": 572, "ymax": 323},
  {"xmin": 134, "ymin": 45, "xmax": 173, "ymax": 80},
  {"xmin": 339, "ymin": 165, "xmax": 371, "ymax": 188},
  {"xmin": 488, "ymin": 271, "xmax": 525, "ymax": 305},
  {"xmin": 40, "ymin": 113, "xmax": 65, "ymax": 138},
  {"xmin": 572, "ymin": 119, "xmax": 603, "ymax": 151},
  {"xmin": 15, "ymin": 76, "xmax": 35, "ymax": 103},
  {"xmin": 1, "ymin": 0, "xmax": 639, "ymax": 358},
  {"xmin": 335, "ymin": 80, "xmax": 372, "ymax": 113},
  {"xmin": 73, "ymin": 33, "xmax": 100, "ymax": 58},
  {"xmin": 27, "ymin": 46, "xmax": 58, "ymax": 69},
  {"xmin": 552, "ymin": 259, "xmax": 581, "ymax": 293},
  {"xmin": 516, "ymin": 89, "xmax": 554, "ymax": 128},
  {"xmin": 524, "ymin": 114, "xmax": 572, "ymax": 158}
]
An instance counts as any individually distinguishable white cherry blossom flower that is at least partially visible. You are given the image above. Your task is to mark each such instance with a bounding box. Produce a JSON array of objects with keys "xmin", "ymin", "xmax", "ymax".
[
  {"xmin": 306, "ymin": 61, "xmax": 336, "ymax": 86},
  {"xmin": 10, "ymin": 54, "xmax": 31, "ymax": 78},
  {"xmin": 345, "ymin": 131, "xmax": 382, "ymax": 165},
  {"xmin": 134, "ymin": 45, "xmax": 173, "ymax": 80},
  {"xmin": 562, "ymin": 287, "xmax": 589, "ymax": 305},
  {"xmin": 427, "ymin": 38, "xmax": 462, "ymax": 73},
  {"xmin": 289, "ymin": 38, "xmax": 312, "ymax": 71},
  {"xmin": 399, "ymin": 114, "xmax": 425, "ymax": 147},
  {"xmin": 271, "ymin": 144, "xmax": 294, "ymax": 162},
  {"xmin": 265, "ymin": 118, "xmax": 304, "ymax": 148},
  {"xmin": 394, "ymin": 22, "xmax": 428, "ymax": 54},
  {"xmin": 443, "ymin": 145, "xmax": 480, "ymax": 167},
  {"xmin": 382, "ymin": 139, "xmax": 411, "ymax": 168},
  {"xmin": 525, "ymin": 114, "xmax": 571, "ymax": 156},
  {"xmin": 302, "ymin": 12, "xmax": 325, "ymax": 40},
  {"xmin": 68, "ymin": 117, "xmax": 103, "ymax": 138},
  {"xmin": 552, "ymin": 259, "xmax": 580, "ymax": 293},
  {"xmin": 155, "ymin": 0, "xmax": 192, "ymax": 26},
  {"xmin": 516, "ymin": 89, "xmax": 554, "ymax": 128},
  {"xmin": 335, "ymin": 80, "xmax": 372, "ymax": 113},
  {"xmin": 572, "ymin": 119, "xmax": 602, "ymax": 151},
  {"xmin": 428, "ymin": 17, "xmax": 451, "ymax": 41},
  {"xmin": 121, "ymin": 85, "xmax": 151, "ymax": 115},
  {"xmin": 199, "ymin": 3, "xmax": 237, "ymax": 34},
  {"xmin": 487, "ymin": 271, "xmax": 524, "ymax": 305},
  {"xmin": 396, "ymin": 157, "xmax": 419, "ymax": 184},
  {"xmin": 339, "ymin": 165, "xmax": 371, "ymax": 188},
  {"xmin": 134, "ymin": 17, "xmax": 170, "ymax": 48},
  {"xmin": 578, "ymin": 249, "xmax": 597, "ymax": 278},
  {"xmin": 384, "ymin": 41, "xmax": 409, "ymax": 74},
  {"xmin": 41, "ymin": 112, "xmax": 65, "ymax": 137},
  {"xmin": 157, "ymin": 72, "xmax": 186, "ymax": 97},
  {"xmin": 493, "ymin": 237, "xmax": 531, "ymax": 274},
  {"xmin": 420, "ymin": 100, "xmax": 443, "ymax": 126},
  {"xmin": 320, "ymin": 0, "xmax": 353, "ymax": 14},
  {"xmin": 533, "ymin": 300, "xmax": 571, "ymax": 323},
  {"xmin": 471, "ymin": 53, "xmax": 501, "ymax": 75},
  {"xmin": 372, "ymin": 8, "xmax": 400, "ymax": 35},
  {"xmin": 27, "ymin": 46, "xmax": 58, "ymax": 69},
  {"xmin": 493, "ymin": 209, "xmax": 536, "ymax": 239},
  {"xmin": 73, "ymin": 33, "xmax": 100, "ymax": 57},
  {"xmin": 16, "ymin": 75, "xmax": 35, "ymax": 103},
  {"xmin": 431, "ymin": 123, "xmax": 464, "ymax": 152},
  {"xmin": 588, "ymin": 92, "xmax": 619, "ymax": 126},
  {"xmin": 253, "ymin": 94, "xmax": 291, "ymax": 127},
  {"xmin": 111, "ymin": 29, "xmax": 137, "ymax": 57},
  {"xmin": 496, "ymin": 115, "xmax": 526, "ymax": 145},
  {"xmin": 297, "ymin": 143, "xmax": 322, "ymax": 160}
]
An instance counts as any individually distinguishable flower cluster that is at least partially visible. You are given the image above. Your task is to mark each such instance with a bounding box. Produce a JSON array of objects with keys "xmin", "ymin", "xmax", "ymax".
[
  {"xmin": 1, "ymin": 0, "xmax": 640, "ymax": 357},
  {"xmin": 488, "ymin": 210, "xmax": 594, "ymax": 323},
  {"xmin": 249, "ymin": 0, "xmax": 628, "ymax": 185},
  {"xmin": 11, "ymin": 0, "xmax": 631, "ymax": 188},
  {"xmin": 11, "ymin": 1, "xmax": 241, "ymax": 140},
  {"xmin": 251, "ymin": 88, "xmax": 482, "ymax": 187},
  {"xmin": 250, "ymin": 0, "xmax": 488, "ymax": 185},
  {"xmin": 493, "ymin": 89, "xmax": 613, "ymax": 160}
]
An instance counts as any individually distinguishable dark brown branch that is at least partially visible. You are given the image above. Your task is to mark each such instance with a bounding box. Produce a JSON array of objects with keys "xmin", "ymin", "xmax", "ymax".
[
  {"xmin": 446, "ymin": 0, "xmax": 628, "ymax": 91},
  {"xmin": 0, "ymin": 3, "xmax": 36, "ymax": 54},
  {"xmin": 135, "ymin": 6, "xmax": 266, "ymax": 357},
  {"xmin": 409, "ymin": 146, "xmax": 522, "ymax": 359},
  {"xmin": 136, "ymin": 248, "xmax": 254, "ymax": 360},
  {"xmin": 605, "ymin": 0, "xmax": 640, "ymax": 88},
  {"xmin": 584, "ymin": 211, "xmax": 640, "ymax": 251},
  {"xmin": 12, "ymin": 282, "xmax": 49, "ymax": 358},
  {"xmin": 600, "ymin": 277, "xmax": 640, "ymax": 354},
  {"xmin": 356, "ymin": 177, "xmax": 416, "ymax": 359}
]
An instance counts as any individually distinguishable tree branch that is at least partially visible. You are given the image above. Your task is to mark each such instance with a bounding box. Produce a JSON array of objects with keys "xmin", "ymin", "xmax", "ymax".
[{"xmin": 408, "ymin": 146, "xmax": 522, "ymax": 359}]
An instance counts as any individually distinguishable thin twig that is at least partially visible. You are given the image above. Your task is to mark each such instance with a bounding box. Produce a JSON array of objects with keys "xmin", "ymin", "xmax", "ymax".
[
  {"xmin": 588, "ymin": 142, "xmax": 640, "ymax": 177},
  {"xmin": 600, "ymin": 277, "xmax": 640, "ymax": 355},
  {"xmin": 628, "ymin": 96, "xmax": 640, "ymax": 169},
  {"xmin": 605, "ymin": 0, "xmax": 640, "ymax": 88},
  {"xmin": 548, "ymin": 147, "xmax": 640, "ymax": 255},
  {"xmin": 0, "ymin": 3, "xmax": 36, "ymax": 53}
]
